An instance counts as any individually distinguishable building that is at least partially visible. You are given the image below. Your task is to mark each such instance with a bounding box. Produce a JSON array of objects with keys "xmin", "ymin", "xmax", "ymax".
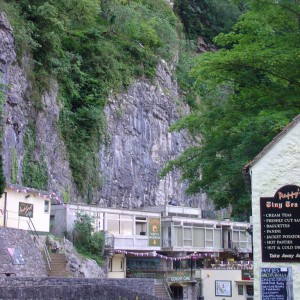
[
  {"xmin": 243, "ymin": 114, "xmax": 300, "ymax": 299},
  {"xmin": 0, "ymin": 184, "xmax": 53, "ymax": 233},
  {"xmin": 51, "ymin": 203, "xmax": 253, "ymax": 299}
]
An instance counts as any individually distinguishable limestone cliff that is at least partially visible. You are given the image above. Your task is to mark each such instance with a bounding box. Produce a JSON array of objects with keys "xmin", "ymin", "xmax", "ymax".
[{"xmin": 0, "ymin": 12, "xmax": 207, "ymax": 209}]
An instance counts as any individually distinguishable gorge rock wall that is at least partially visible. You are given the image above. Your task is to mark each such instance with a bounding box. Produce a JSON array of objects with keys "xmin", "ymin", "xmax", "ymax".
[
  {"xmin": 0, "ymin": 11, "xmax": 208, "ymax": 209},
  {"xmin": 0, "ymin": 12, "xmax": 73, "ymax": 198},
  {"xmin": 98, "ymin": 60, "xmax": 203, "ymax": 208}
]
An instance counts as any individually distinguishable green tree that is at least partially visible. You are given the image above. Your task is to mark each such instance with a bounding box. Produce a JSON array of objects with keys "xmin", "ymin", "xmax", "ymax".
[
  {"xmin": 163, "ymin": 0, "xmax": 300, "ymax": 219},
  {"xmin": 174, "ymin": 0, "xmax": 241, "ymax": 43},
  {"xmin": 74, "ymin": 212, "xmax": 105, "ymax": 264}
]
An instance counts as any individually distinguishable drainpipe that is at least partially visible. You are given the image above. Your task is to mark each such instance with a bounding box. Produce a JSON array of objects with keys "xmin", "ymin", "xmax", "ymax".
[{"xmin": 3, "ymin": 191, "xmax": 7, "ymax": 227}]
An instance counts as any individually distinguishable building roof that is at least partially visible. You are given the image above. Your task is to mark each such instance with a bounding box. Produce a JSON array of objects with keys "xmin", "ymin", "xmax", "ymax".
[
  {"xmin": 243, "ymin": 114, "xmax": 300, "ymax": 192},
  {"xmin": 6, "ymin": 184, "xmax": 63, "ymax": 204}
]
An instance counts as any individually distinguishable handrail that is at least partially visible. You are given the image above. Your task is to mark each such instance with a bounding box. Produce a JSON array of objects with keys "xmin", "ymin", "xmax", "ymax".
[
  {"xmin": 27, "ymin": 217, "xmax": 40, "ymax": 245},
  {"xmin": 163, "ymin": 273, "xmax": 173, "ymax": 299},
  {"xmin": 43, "ymin": 240, "xmax": 51, "ymax": 270},
  {"xmin": 27, "ymin": 217, "xmax": 51, "ymax": 270}
]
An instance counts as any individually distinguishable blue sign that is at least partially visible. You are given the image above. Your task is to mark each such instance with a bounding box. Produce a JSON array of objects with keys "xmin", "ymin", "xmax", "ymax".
[{"xmin": 260, "ymin": 267, "xmax": 293, "ymax": 300}]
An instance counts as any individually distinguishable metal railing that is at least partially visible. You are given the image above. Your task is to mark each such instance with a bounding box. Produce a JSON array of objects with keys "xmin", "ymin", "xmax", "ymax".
[
  {"xmin": 163, "ymin": 273, "xmax": 173, "ymax": 300},
  {"xmin": 27, "ymin": 217, "xmax": 51, "ymax": 270}
]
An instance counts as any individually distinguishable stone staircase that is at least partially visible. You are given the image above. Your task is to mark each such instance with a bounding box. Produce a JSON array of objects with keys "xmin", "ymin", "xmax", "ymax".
[
  {"xmin": 48, "ymin": 253, "xmax": 68, "ymax": 277},
  {"xmin": 154, "ymin": 283, "xmax": 171, "ymax": 300}
]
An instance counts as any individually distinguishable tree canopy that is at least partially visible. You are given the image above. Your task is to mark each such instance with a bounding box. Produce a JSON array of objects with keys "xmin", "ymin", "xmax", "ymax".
[
  {"xmin": 163, "ymin": 0, "xmax": 300, "ymax": 219},
  {"xmin": 173, "ymin": 0, "xmax": 242, "ymax": 43}
]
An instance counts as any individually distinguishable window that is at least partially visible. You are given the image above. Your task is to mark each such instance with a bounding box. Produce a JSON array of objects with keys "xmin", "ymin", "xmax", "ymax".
[
  {"xmin": 135, "ymin": 217, "xmax": 147, "ymax": 235},
  {"xmin": 214, "ymin": 229, "xmax": 222, "ymax": 248},
  {"xmin": 44, "ymin": 200, "xmax": 50, "ymax": 213},
  {"xmin": 107, "ymin": 214, "xmax": 133, "ymax": 235},
  {"xmin": 246, "ymin": 285, "xmax": 254, "ymax": 296},
  {"xmin": 206, "ymin": 229, "xmax": 213, "ymax": 247},
  {"xmin": 120, "ymin": 215, "xmax": 133, "ymax": 235},
  {"xmin": 174, "ymin": 226, "xmax": 183, "ymax": 246},
  {"xmin": 107, "ymin": 214, "xmax": 119, "ymax": 235},
  {"xmin": 193, "ymin": 227, "xmax": 205, "ymax": 247},
  {"xmin": 183, "ymin": 227, "xmax": 192, "ymax": 246},
  {"xmin": 238, "ymin": 285, "xmax": 244, "ymax": 295}
]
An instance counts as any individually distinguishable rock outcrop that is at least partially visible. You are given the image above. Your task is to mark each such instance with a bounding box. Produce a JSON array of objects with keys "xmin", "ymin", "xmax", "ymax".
[
  {"xmin": 0, "ymin": 11, "xmax": 207, "ymax": 208},
  {"xmin": 98, "ymin": 60, "xmax": 202, "ymax": 208}
]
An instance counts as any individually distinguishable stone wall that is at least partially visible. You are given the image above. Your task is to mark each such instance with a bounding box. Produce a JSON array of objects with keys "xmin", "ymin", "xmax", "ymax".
[
  {"xmin": 0, "ymin": 227, "xmax": 47, "ymax": 277},
  {"xmin": 0, "ymin": 278, "xmax": 158, "ymax": 300}
]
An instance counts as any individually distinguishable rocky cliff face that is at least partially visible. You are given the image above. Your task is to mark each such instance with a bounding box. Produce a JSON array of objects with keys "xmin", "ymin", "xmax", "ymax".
[
  {"xmin": 98, "ymin": 60, "xmax": 201, "ymax": 208},
  {"xmin": 0, "ymin": 12, "xmax": 207, "ymax": 209},
  {"xmin": 0, "ymin": 12, "xmax": 74, "ymax": 198}
]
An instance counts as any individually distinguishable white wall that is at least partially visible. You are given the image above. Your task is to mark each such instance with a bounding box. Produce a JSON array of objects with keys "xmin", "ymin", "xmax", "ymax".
[
  {"xmin": 108, "ymin": 254, "xmax": 126, "ymax": 278},
  {"xmin": 250, "ymin": 121, "xmax": 300, "ymax": 299},
  {"xmin": 0, "ymin": 189, "xmax": 50, "ymax": 232},
  {"xmin": 200, "ymin": 269, "xmax": 253, "ymax": 300}
]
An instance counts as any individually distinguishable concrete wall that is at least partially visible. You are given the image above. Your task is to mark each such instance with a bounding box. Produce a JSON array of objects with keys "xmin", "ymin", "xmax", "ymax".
[
  {"xmin": 250, "ymin": 121, "xmax": 300, "ymax": 299},
  {"xmin": 0, "ymin": 277, "xmax": 157, "ymax": 300},
  {"xmin": 200, "ymin": 269, "xmax": 253, "ymax": 300},
  {"xmin": 0, "ymin": 227, "xmax": 47, "ymax": 277},
  {"xmin": 0, "ymin": 188, "xmax": 50, "ymax": 232}
]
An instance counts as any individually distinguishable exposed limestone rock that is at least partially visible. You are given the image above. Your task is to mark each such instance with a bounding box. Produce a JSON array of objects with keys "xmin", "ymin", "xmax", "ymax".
[
  {"xmin": 0, "ymin": 11, "xmax": 75, "ymax": 199},
  {"xmin": 1, "ymin": 11, "xmax": 209, "ymax": 209},
  {"xmin": 98, "ymin": 60, "xmax": 205, "ymax": 208}
]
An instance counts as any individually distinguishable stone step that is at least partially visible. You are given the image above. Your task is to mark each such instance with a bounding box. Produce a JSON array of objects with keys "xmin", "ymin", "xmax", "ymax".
[
  {"xmin": 154, "ymin": 285, "xmax": 170, "ymax": 299},
  {"xmin": 48, "ymin": 253, "xmax": 68, "ymax": 277}
]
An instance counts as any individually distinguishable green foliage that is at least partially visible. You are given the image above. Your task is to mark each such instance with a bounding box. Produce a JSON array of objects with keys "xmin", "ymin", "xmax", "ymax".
[
  {"xmin": 10, "ymin": 148, "xmax": 18, "ymax": 184},
  {"xmin": 174, "ymin": 0, "xmax": 242, "ymax": 44},
  {"xmin": 162, "ymin": 0, "xmax": 300, "ymax": 219},
  {"xmin": 22, "ymin": 128, "xmax": 48, "ymax": 190},
  {"xmin": 2, "ymin": 0, "xmax": 179, "ymax": 197},
  {"xmin": 175, "ymin": 45, "xmax": 200, "ymax": 109},
  {"xmin": 74, "ymin": 212, "xmax": 104, "ymax": 265},
  {"xmin": 61, "ymin": 185, "xmax": 71, "ymax": 204}
]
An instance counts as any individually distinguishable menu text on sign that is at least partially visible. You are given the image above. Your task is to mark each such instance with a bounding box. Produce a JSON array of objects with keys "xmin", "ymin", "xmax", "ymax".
[{"xmin": 260, "ymin": 185, "xmax": 300, "ymax": 262}]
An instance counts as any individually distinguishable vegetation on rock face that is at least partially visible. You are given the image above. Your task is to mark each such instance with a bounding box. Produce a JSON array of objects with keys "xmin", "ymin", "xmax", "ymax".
[
  {"xmin": 1, "ymin": 0, "xmax": 179, "ymax": 196},
  {"xmin": 162, "ymin": 0, "xmax": 300, "ymax": 219},
  {"xmin": 0, "ymin": 86, "xmax": 5, "ymax": 196},
  {"xmin": 74, "ymin": 212, "xmax": 105, "ymax": 265},
  {"xmin": 2, "ymin": 0, "xmax": 298, "ymax": 220},
  {"xmin": 22, "ymin": 127, "xmax": 48, "ymax": 190},
  {"xmin": 174, "ymin": 0, "xmax": 242, "ymax": 44}
]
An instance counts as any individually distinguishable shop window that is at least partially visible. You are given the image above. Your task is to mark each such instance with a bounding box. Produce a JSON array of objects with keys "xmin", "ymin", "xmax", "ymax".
[
  {"xmin": 238, "ymin": 285, "xmax": 244, "ymax": 295},
  {"xmin": 246, "ymin": 285, "xmax": 254, "ymax": 296}
]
